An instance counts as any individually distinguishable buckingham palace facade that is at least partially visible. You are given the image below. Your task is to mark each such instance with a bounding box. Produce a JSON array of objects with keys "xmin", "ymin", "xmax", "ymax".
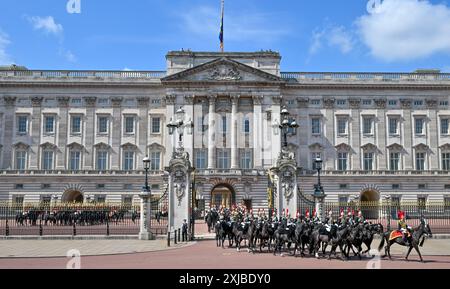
[{"xmin": 1, "ymin": 50, "xmax": 450, "ymax": 209}]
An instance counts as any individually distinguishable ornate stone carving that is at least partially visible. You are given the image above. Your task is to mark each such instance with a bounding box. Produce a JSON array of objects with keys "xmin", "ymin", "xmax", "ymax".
[
  {"xmin": 400, "ymin": 99, "xmax": 412, "ymax": 109},
  {"xmin": 252, "ymin": 95, "xmax": 264, "ymax": 105},
  {"xmin": 173, "ymin": 169, "xmax": 187, "ymax": 205},
  {"xmin": 184, "ymin": 95, "xmax": 195, "ymax": 105},
  {"xmin": 57, "ymin": 96, "xmax": 70, "ymax": 107},
  {"xmin": 30, "ymin": 96, "xmax": 44, "ymax": 107},
  {"xmin": 374, "ymin": 98, "xmax": 387, "ymax": 109},
  {"xmin": 297, "ymin": 98, "xmax": 309, "ymax": 108},
  {"xmin": 426, "ymin": 99, "xmax": 438, "ymax": 108},
  {"xmin": 3, "ymin": 96, "xmax": 17, "ymax": 106},
  {"xmin": 272, "ymin": 95, "xmax": 282, "ymax": 104},
  {"xmin": 111, "ymin": 97, "xmax": 123, "ymax": 107},
  {"xmin": 323, "ymin": 98, "xmax": 335, "ymax": 109},
  {"xmin": 208, "ymin": 65, "xmax": 242, "ymax": 81},
  {"xmin": 165, "ymin": 95, "xmax": 176, "ymax": 105},
  {"xmin": 137, "ymin": 97, "xmax": 150, "ymax": 106},
  {"xmin": 84, "ymin": 97, "xmax": 97, "ymax": 107},
  {"xmin": 348, "ymin": 98, "xmax": 361, "ymax": 109}
]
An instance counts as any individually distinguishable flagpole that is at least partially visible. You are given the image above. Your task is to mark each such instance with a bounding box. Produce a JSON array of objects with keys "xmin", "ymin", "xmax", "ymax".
[{"xmin": 220, "ymin": 0, "xmax": 224, "ymax": 52}]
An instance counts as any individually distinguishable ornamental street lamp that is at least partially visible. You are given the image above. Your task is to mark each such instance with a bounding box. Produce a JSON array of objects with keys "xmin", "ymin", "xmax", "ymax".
[
  {"xmin": 143, "ymin": 155, "xmax": 151, "ymax": 193},
  {"xmin": 139, "ymin": 155, "xmax": 153, "ymax": 240},
  {"xmin": 279, "ymin": 106, "xmax": 299, "ymax": 148},
  {"xmin": 168, "ymin": 107, "xmax": 187, "ymax": 148},
  {"xmin": 313, "ymin": 156, "xmax": 326, "ymax": 222}
]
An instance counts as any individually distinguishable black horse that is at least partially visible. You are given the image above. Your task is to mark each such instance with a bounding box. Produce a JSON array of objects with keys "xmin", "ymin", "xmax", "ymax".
[{"xmin": 378, "ymin": 218, "xmax": 432, "ymax": 262}]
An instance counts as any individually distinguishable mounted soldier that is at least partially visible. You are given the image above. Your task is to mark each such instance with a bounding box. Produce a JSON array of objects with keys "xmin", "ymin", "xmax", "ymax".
[
  {"xmin": 398, "ymin": 210, "xmax": 412, "ymax": 244},
  {"xmin": 338, "ymin": 208, "xmax": 345, "ymax": 226}
]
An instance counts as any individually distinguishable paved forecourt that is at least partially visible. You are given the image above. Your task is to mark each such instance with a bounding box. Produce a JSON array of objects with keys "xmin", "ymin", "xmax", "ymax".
[{"xmin": 1, "ymin": 238, "xmax": 450, "ymax": 269}]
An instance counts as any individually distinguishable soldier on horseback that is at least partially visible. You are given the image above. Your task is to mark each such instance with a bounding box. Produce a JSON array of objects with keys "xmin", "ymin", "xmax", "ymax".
[{"xmin": 398, "ymin": 210, "xmax": 411, "ymax": 244}]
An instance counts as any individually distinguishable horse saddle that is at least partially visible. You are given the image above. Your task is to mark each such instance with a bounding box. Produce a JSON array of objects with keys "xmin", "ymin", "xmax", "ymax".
[{"xmin": 389, "ymin": 230, "xmax": 410, "ymax": 241}]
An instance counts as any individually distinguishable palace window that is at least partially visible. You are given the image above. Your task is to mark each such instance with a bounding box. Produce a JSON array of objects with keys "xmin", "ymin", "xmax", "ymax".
[
  {"xmin": 415, "ymin": 118, "xmax": 425, "ymax": 135},
  {"xmin": 71, "ymin": 115, "xmax": 82, "ymax": 134},
  {"xmin": 197, "ymin": 116, "xmax": 206, "ymax": 133},
  {"xmin": 195, "ymin": 149, "xmax": 207, "ymax": 169},
  {"xmin": 362, "ymin": 100, "xmax": 372, "ymax": 105},
  {"xmin": 311, "ymin": 118, "xmax": 321, "ymax": 134},
  {"xmin": 441, "ymin": 118, "xmax": 449, "ymax": 135},
  {"xmin": 416, "ymin": 152, "xmax": 425, "ymax": 171},
  {"xmin": 151, "ymin": 151, "xmax": 161, "ymax": 171},
  {"xmin": 362, "ymin": 117, "xmax": 373, "ymax": 135},
  {"xmin": 390, "ymin": 152, "xmax": 400, "ymax": 171},
  {"xmin": 217, "ymin": 149, "xmax": 230, "ymax": 169},
  {"xmin": 124, "ymin": 116, "xmax": 135, "ymax": 134},
  {"xmin": 70, "ymin": 151, "xmax": 81, "ymax": 170},
  {"xmin": 98, "ymin": 116, "xmax": 109, "ymax": 134},
  {"xmin": 15, "ymin": 150, "xmax": 27, "ymax": 170},
  {"xmin": 17, "ymin": 116, "xmax": 28, "ymax": 134},
  {"xmin": 222, "ymin": 116, "xmax": 227, "ymax": 133},
  {"xmin": 96, "ymin": 151, "xmax": 108, "ymax": 171},
  {"xmin": 414, "ymin": 100, "xmax": 424, "ymax": 106},
  {"xmin": 336, "ymin": 100, "xmax": 346, "ymax": 106},
  {"xmin": 152, "ymin": 117, "xmax": 161, "ymax": 134},
  {"xmin": 363, "ymin": 153, "xmax": 374, "ymax": 171},
  {"xmin": 243, "ymin": 118, "xmax": 250, "ymax": 134},
  {"xmin": 123, "ymin": 151, "xmax": 134, "ymax": 171},
  {"xmin": 338, "ymin": 152, "xmax": 348, "ymax": 171},
  {"xmin": 311, "ymin": 100, "xmax": 321, "ymax": 105},
  {"xmin": 443, "ymin": 153, "xmax": 450, "ymax": 171},
  {"xmin": 337, "ymin": 118, "xmax": 347, "ymax": 135},
  {"xmin": 42, "ymin": 150, "xmax": 54, "ymax": 170},
  {"xmin": 240, "ymin": 149, "xmax": 252, "ymax": 169},
  {"xmin": 388, "ymin": 117, "xmax": 399, "ymax": 135},
  {"xmin": 44, "ymin": 116, "xmax": 55, "ymax": 134},
  {"xmin": 388, "ymin": 100, "xmax": 398, "ymax": 106}
]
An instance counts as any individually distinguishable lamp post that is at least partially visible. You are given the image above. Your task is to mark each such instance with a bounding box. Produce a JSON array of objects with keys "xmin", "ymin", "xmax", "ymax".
[
  {"xmin": 139, "ymin": 155, "xmax": 153, "ymax": 240},
  {"xmin": 279, "ymin": 106, "xmax": 299, "ymax": 148},
  {"xmin": 385, "ymin": 195, "xmax": 391, "ymax": 231},
  {"xmin": 168, "ymin": 107, "xmax": 186, "ymax": 149},
  {"xmin": 313, "ymin": 156, "xmax": 326, "ymax": 222}
]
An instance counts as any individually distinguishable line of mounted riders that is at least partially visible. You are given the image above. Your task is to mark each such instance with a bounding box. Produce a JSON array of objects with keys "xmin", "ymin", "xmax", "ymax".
[
  {"xmin": 12, "ymin": 209, "xmax": 170, "ymax": 226},
  {"xmin": 206, "ymin": 206, "xmax": 433, "ymax": 262}
]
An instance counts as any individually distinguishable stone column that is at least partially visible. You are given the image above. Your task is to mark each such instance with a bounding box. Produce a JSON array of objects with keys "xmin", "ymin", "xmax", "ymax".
[
  {"xmin": 324, "ymin": 98, "xmax": 336, "ymax": 169},
  {"xmin": 271, "ymin": 96, "xmax": 282, "ymax": 167},
  {"xmin": 139, "ymin": 191, "xmax": 154, "ymax": 240},
  {"xmin": 401, "ymin": 99, "xmax": 413, "ymax": 170},
  {"xmin": 253, "ymin": 95, "xmax": 263, "ymax": 169},
  {"xmin": 184, "ymin": 95, "xmax": 195, "ymax": 165},
  {"xmin": 83, "ymin": 97, "xmax": 97, "ymax": 170},
  {"xmin": 56, "ymin": 97, "xmax": 70, "ymax": 170},
  {"xmin": 30, "ymin": 96, "xmax": 44, "ymax": 170},
  {"xmin": 230, "ymin": 95, "xmax": 239, "ymax": 169},
  {"xmin": 111, "ymin": 97, "xmax": 123, "ymax": 170},
  {"xmin": 2, "ymin": 96, "xmax": 16, "ymax": 169},
  {"xmin": 375, "ymin": 99, "xmax": 387, "ymax": 169},
  {"xmin": 164, "ymin": 95, "xmax": 176, "ymax": 168},
  {"xmin": 207, "ymin": 95, "xmax": 216, "ymax": 169},
  {"xmin": 427, "ymin": 100, "xmax": 439, "ymax": 170},
  {"xmin": 137, "ymin": 97, "xmax": 149, "ymax": 170}
]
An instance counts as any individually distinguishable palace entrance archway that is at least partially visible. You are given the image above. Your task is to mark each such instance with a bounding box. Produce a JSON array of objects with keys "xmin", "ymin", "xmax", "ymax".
[
  {"xmin": 360, "ymin": 189, "xmax": 380, "ymax": 219},
  {"xmin": 62, "ymin": 190, "xmax": 84, "ymax": 203},
  {"xmin": 210, "ymin": 184, "xmax": 235, "ymax": 209}
]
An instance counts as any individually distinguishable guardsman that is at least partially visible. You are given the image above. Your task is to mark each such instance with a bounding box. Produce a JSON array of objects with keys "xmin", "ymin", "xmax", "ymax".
[
  {"xmin": 356, "ymin": 210, "xmax": 365, "ymax": 225},
  {"xmin": 398, "ymin": 210, "xmax": 411, "ymax": 244},
  {"xmin": 305, "ymin": 209, "xmax": 310, "ymax": 222},
  {"xmin": 338, "ymin": 208, "xmax": 345, "ymax": 225}
]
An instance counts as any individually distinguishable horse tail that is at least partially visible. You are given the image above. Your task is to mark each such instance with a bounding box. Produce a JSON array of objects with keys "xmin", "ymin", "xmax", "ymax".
[{"xmin": 378, "ymin": 234, "xmax": 385, "ymax": 251}]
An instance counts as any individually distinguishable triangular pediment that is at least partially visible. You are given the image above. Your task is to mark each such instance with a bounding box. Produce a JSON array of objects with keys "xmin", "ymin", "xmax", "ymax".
[{"xmin": 161, "ymin": 57, "xmax": 282, "ymax": 83}]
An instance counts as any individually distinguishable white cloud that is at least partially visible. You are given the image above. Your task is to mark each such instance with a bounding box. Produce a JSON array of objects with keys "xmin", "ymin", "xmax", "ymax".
[
  {"xmin": 180, "ymin": 6, "xmax": 289, "ymax": 43},
  {"xmin": 122, "ymin": 68, "xmax": 133, "ymax": 71},
  {"xmin": 309, "ymin": 25, "xmax": 354, "ymax": 55},
  {"xmin": 356, "ymin": 0, "xmax": 450, "ymax": 61},
  {"xmin": 64, "ymin": 50, "xmax": 77, "ymax": 63},
  {"xmin": 0, "ymin": 30, "xmax": 13, "ymax": 65},
  {"xmin": 27, "ymin": 16, "xmax": 63, "ymax": 36}
]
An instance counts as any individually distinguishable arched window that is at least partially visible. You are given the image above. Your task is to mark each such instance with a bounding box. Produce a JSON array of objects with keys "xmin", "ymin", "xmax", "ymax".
[
  {"xmin": 67, "ymin": 142, "xmax": 84, "ymax": 171},
  {"xmin": 387, "ymin": 143, "xmax": 404, "ymax": 171}
]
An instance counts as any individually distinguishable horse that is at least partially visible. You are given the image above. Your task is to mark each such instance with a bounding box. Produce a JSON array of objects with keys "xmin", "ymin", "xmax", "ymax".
[
  {"xmin": 327, "ymin": 224, "xmax": 351, "ymax": 260},
  {"xmin": 310, "ymin": 223, "xmax": 334, "ymax": 259},
  {"xmin": 361, "ymin": 223, "xmax": 384, "ymax": 256},
  {"xmin": 293, "ymin": 220, "xmax": 310, "ymax": 257},
  {"xmin": 273, "ymin": 222, "xmax": 296, "ymax": 256},
  {"xmin": 344, "ymin": 224, "xmax": 364, "ymax": 260},
  {"xmin": 258, "ymin": 220, "xmax": 272, "ymax": 253},
  {"xmin": 378, "ymin": 218, "xmax": 432, "ymax": 262}
]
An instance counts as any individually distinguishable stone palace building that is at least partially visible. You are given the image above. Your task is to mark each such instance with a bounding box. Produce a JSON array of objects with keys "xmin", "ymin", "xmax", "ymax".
[{"xmin": 1, "ymin": 50, "xmax": 450, "ymax": 210}]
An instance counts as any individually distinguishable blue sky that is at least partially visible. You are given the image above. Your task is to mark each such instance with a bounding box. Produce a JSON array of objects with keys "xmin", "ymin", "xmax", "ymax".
[{"xmin": 0, "ymin": 0, "xmax": 450, "ymax": 72}]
